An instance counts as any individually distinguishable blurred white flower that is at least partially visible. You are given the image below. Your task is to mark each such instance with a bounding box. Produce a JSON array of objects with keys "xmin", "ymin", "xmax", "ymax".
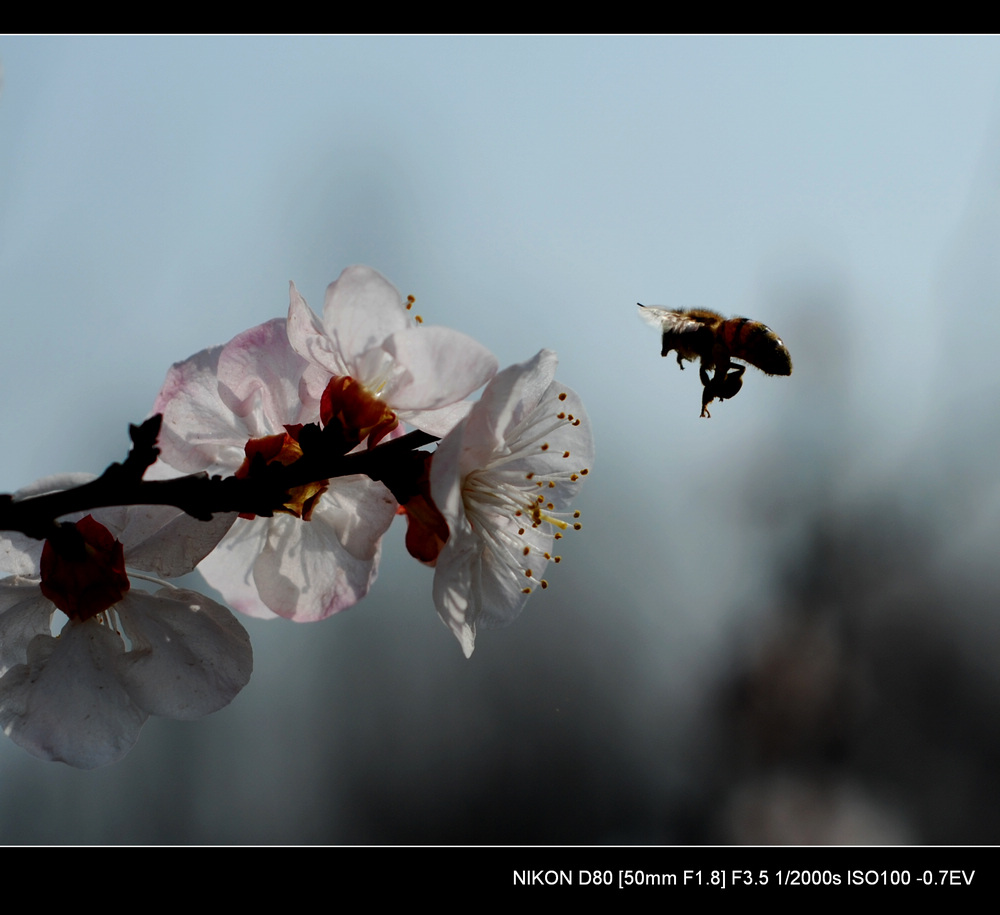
[
  {"xmin": 0, "ymin": 479, "xmax": 249, "ymax": 768},
  {"xmin": 429, "ymin": 350, "xmax": 592, "ymax": 656}
]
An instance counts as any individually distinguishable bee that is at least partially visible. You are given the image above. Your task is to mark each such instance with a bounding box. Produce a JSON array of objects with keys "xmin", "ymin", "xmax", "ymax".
[{"xmin": 638, "ymin": 304, "xmax": 792, "ymax": 417}]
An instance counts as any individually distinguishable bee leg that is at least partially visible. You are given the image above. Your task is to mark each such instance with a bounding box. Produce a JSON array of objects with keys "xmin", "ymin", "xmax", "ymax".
[
  {"xmin": 718, "ymin": 364, "xmax": 745, "ymax": 401},
  {"xmin": 699, "ymin": 366, "xmax": 717, "ymax": 418},
  {"xmin": 698, "ymin": 365, "xmax": 745, "ymax": 418},
  {"xmin": 700, "ymin": 386, "xmax": 716, "ymax": 418}
]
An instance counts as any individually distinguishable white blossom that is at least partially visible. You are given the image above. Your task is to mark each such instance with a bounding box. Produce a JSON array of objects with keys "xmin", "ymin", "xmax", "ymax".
[
  {"xmin": 153, "ymin": 318, "xmax": 397, "ymax": 621},
  {"xmin": 429, "ymin": 350, "xmax": 592, "ymax": 656},
  {"xmin": 0, "ymin": 478, "xmax": 249, "ymax": 768},
  {"xmin": 287, "ymin": 266, "xmax": 498, "ymax": 438}
]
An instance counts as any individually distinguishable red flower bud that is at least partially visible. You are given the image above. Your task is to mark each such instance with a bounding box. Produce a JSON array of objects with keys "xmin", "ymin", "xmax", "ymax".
[{"xmin": 39, "ymin": 515, "xmax": 130, "ymax": 621}]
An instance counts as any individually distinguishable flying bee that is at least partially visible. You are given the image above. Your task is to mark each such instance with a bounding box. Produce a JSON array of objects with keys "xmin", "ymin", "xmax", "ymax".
[{"xmin": 638, "ymin": 304, "xmax": 792, "ymax": 417}]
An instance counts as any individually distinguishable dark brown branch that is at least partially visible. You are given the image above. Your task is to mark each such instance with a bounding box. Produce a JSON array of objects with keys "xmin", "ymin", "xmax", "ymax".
[{"xmin": 0, "ymin": 416, "xmax": 438, "ymax": 541}]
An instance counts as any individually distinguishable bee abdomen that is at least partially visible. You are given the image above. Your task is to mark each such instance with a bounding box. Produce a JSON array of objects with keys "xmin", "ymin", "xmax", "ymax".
[{"xmin": 722, "ymin": 318, "xmax": 793, "ymax": 376}]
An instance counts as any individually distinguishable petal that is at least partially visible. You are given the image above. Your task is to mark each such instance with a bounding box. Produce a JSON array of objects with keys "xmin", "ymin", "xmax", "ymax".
[
  {"xmin": 153, "ymin": 345, "xmax": 249, "ymax": 473},
  {"xmin": 432, "ymin": 502, "xmax": 538, "ymax": 638},
  {"xmin": 0, "ymin": 578, "xmax": 54, "ymax": 676},
  {"xmin": 321, "ymin": 266, "xmax": 414, "ymax": 362},
  {"xmin": 462, "ymin": 349, "xmax": 559, "ymax": 462},
  {"xmin": 287, "ymin": 268, "xmax": 499, "ymax": 435},
  {"xmin": 380, "ymin": 326, "xmax": 498, "ymax": 414},
  {"xmin": 287, "ymin": 267, "xmax": 412, "ymax": 377},
  {"xmin": 0, "ymin": 621, "xmax": 147, "ymax": 768},
  {"xmin": 431, "ymin": 537, "xmax": 478, "ymax": 658},
  {"xmin": 196, "ymin": 519, "xmax": 280, "ymax": 620},
  {"xmin": 113, "ymin": 505, "xmax": 238, "ymax": 578},
  {"xmin": 475, "ymin": 518, "xmax": 542, "ymax": 628},
  {"xmin": 458, "ymin": 350, "xmax": 593, "ymax": 501},
  {"xmin": 0, "ymin": 474, "xmax": 99, "ymax": 575},
  {"xmin": 427, "ymin": 349, "xmax": 592, "ymax": 653},
  {"xmin": 250, "ymin": 477, "xmax": 396, "ymax": 621},
  {"xmin": 286, "ymin": 281, "xmax": 350, "ymax": 378},
  {"xmin": 0, "ymin": 532, "xmax": 43, "ymax": 577},
  {"xmin": 215, "ymin": 318, "xmax": 317, "ymax": 429},
  {"xmin": 117, "ymin": 588, "xmax": 252, "ymax": 719},
  {"xmin": 427, "ymin": 418, "xmax": 468, "ymax": 527},
  {"xmin": 11, "ymin": 472, "xmax": 97, "ymax": 502},
  {"xmin": 400, "ymin": 400, "xmax": 473, "ymax": 438}
]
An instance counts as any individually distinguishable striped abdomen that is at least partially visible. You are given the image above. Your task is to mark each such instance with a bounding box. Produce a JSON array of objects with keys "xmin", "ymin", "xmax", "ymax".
[{"xmin": 720, "ymin": 318, "xmax": 793, "ymax": 376}]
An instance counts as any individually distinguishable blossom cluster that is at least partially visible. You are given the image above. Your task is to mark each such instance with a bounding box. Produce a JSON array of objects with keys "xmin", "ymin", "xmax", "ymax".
[{"xmin": 0, "ymin": 266, "xmax": 592, "ymax": 767}]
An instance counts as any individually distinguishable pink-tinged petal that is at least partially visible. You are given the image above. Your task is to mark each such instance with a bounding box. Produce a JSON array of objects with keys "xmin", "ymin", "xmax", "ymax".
[
  {"xmin": 196, "ymin": 519, "xmax": 280, "ymax": 620},
  {"xmin": 0, "ymin": 578, "xmax": 54, "ymax": 676},
  {"xmin": 287, "ymin": 281, "xmax": 349, "ymax": 378},
  {"xmin": 251, "ymin": 477, "xmax": 396, "ymax": 621},
  {"xmin": 0, "ymin": 621, "xmax": 147, "ymax": 768},
  {"xmin": 117, "ymin": 588, "xmax": 252, "ymax": 719},
  {"xmin": 156, "ymin": 321, "xmax": 322, "ymax": 479},
  {"xmin": 215, "ymin": 318, "xmax": 317, "ymax": 429},
  {"xmin": 199, "ymin": 476, "xmax": 396, "ymax": 622},
  {"xmin": 298, "ymin": 361, "xmax": 334, "ymax": 411},
  {"xmin": 380, "ymin": 326, "xmax": 498, "ymax": 413},
  {"xmin": 153, "ymin": 345, "xmax": 250, "ymax": 473}
]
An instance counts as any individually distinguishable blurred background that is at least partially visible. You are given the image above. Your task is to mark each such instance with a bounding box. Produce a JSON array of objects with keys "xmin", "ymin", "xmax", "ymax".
[{"xmin": 1, "ymin": 36, "xmax": 999, "ymax": 844}]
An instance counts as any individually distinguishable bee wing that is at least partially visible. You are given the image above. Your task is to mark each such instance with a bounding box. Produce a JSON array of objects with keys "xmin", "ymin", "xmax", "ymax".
[{"xmin": 637, "ymin": 304, "xmax": 702, "ymax": 336}]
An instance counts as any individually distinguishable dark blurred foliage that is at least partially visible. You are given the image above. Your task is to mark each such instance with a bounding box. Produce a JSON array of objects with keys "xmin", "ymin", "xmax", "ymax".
[{"xmin": 702, "ymin": 499, "xmax": 1000, "ymax": 844}]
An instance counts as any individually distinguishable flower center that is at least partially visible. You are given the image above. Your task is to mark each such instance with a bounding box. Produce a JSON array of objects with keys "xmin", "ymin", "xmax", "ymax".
[
  {"xmin": 463, "ymin": 391, "xmax": 589, "ymax": 595},
  {"xmin": 236, "ymin": 426, "xmax": 329, "ymax": 520},
  {"xmin": 320, "ymin": 375, "xmax": 399, "ymax": 449}
]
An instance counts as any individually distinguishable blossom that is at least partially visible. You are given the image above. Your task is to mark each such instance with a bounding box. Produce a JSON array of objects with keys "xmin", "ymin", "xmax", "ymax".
[
  {"xmin": 428, "ymin": 350, "xmax": 592, "ymax": 656},
  {"xmin": 287, "ymin": 265, "xmax": 499, "ymax": 439},
  {"xmin": 0, "ymin": 476, "xmax": 249, "ymax": 768},
  {"xmin": 153, "ymin": 317, "xmax": 397, "ymax": 621}
]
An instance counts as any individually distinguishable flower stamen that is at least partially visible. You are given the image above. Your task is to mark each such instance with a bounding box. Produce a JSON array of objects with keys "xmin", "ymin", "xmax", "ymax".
[{"xmin": 456, "ymin": 396, "xmax": 588, "ymax": 597}]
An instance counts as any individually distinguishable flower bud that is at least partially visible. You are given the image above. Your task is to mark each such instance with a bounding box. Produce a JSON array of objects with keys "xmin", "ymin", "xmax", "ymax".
[{"xmin": 39, "ymin": 515, "xmax": 130, "ymax": 620}]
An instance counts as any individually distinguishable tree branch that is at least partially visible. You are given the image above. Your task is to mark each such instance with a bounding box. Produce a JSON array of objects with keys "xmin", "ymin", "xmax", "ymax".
[{"xmin": 0, "ymin": 416, "xmax": 439, "ymax": 541}]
